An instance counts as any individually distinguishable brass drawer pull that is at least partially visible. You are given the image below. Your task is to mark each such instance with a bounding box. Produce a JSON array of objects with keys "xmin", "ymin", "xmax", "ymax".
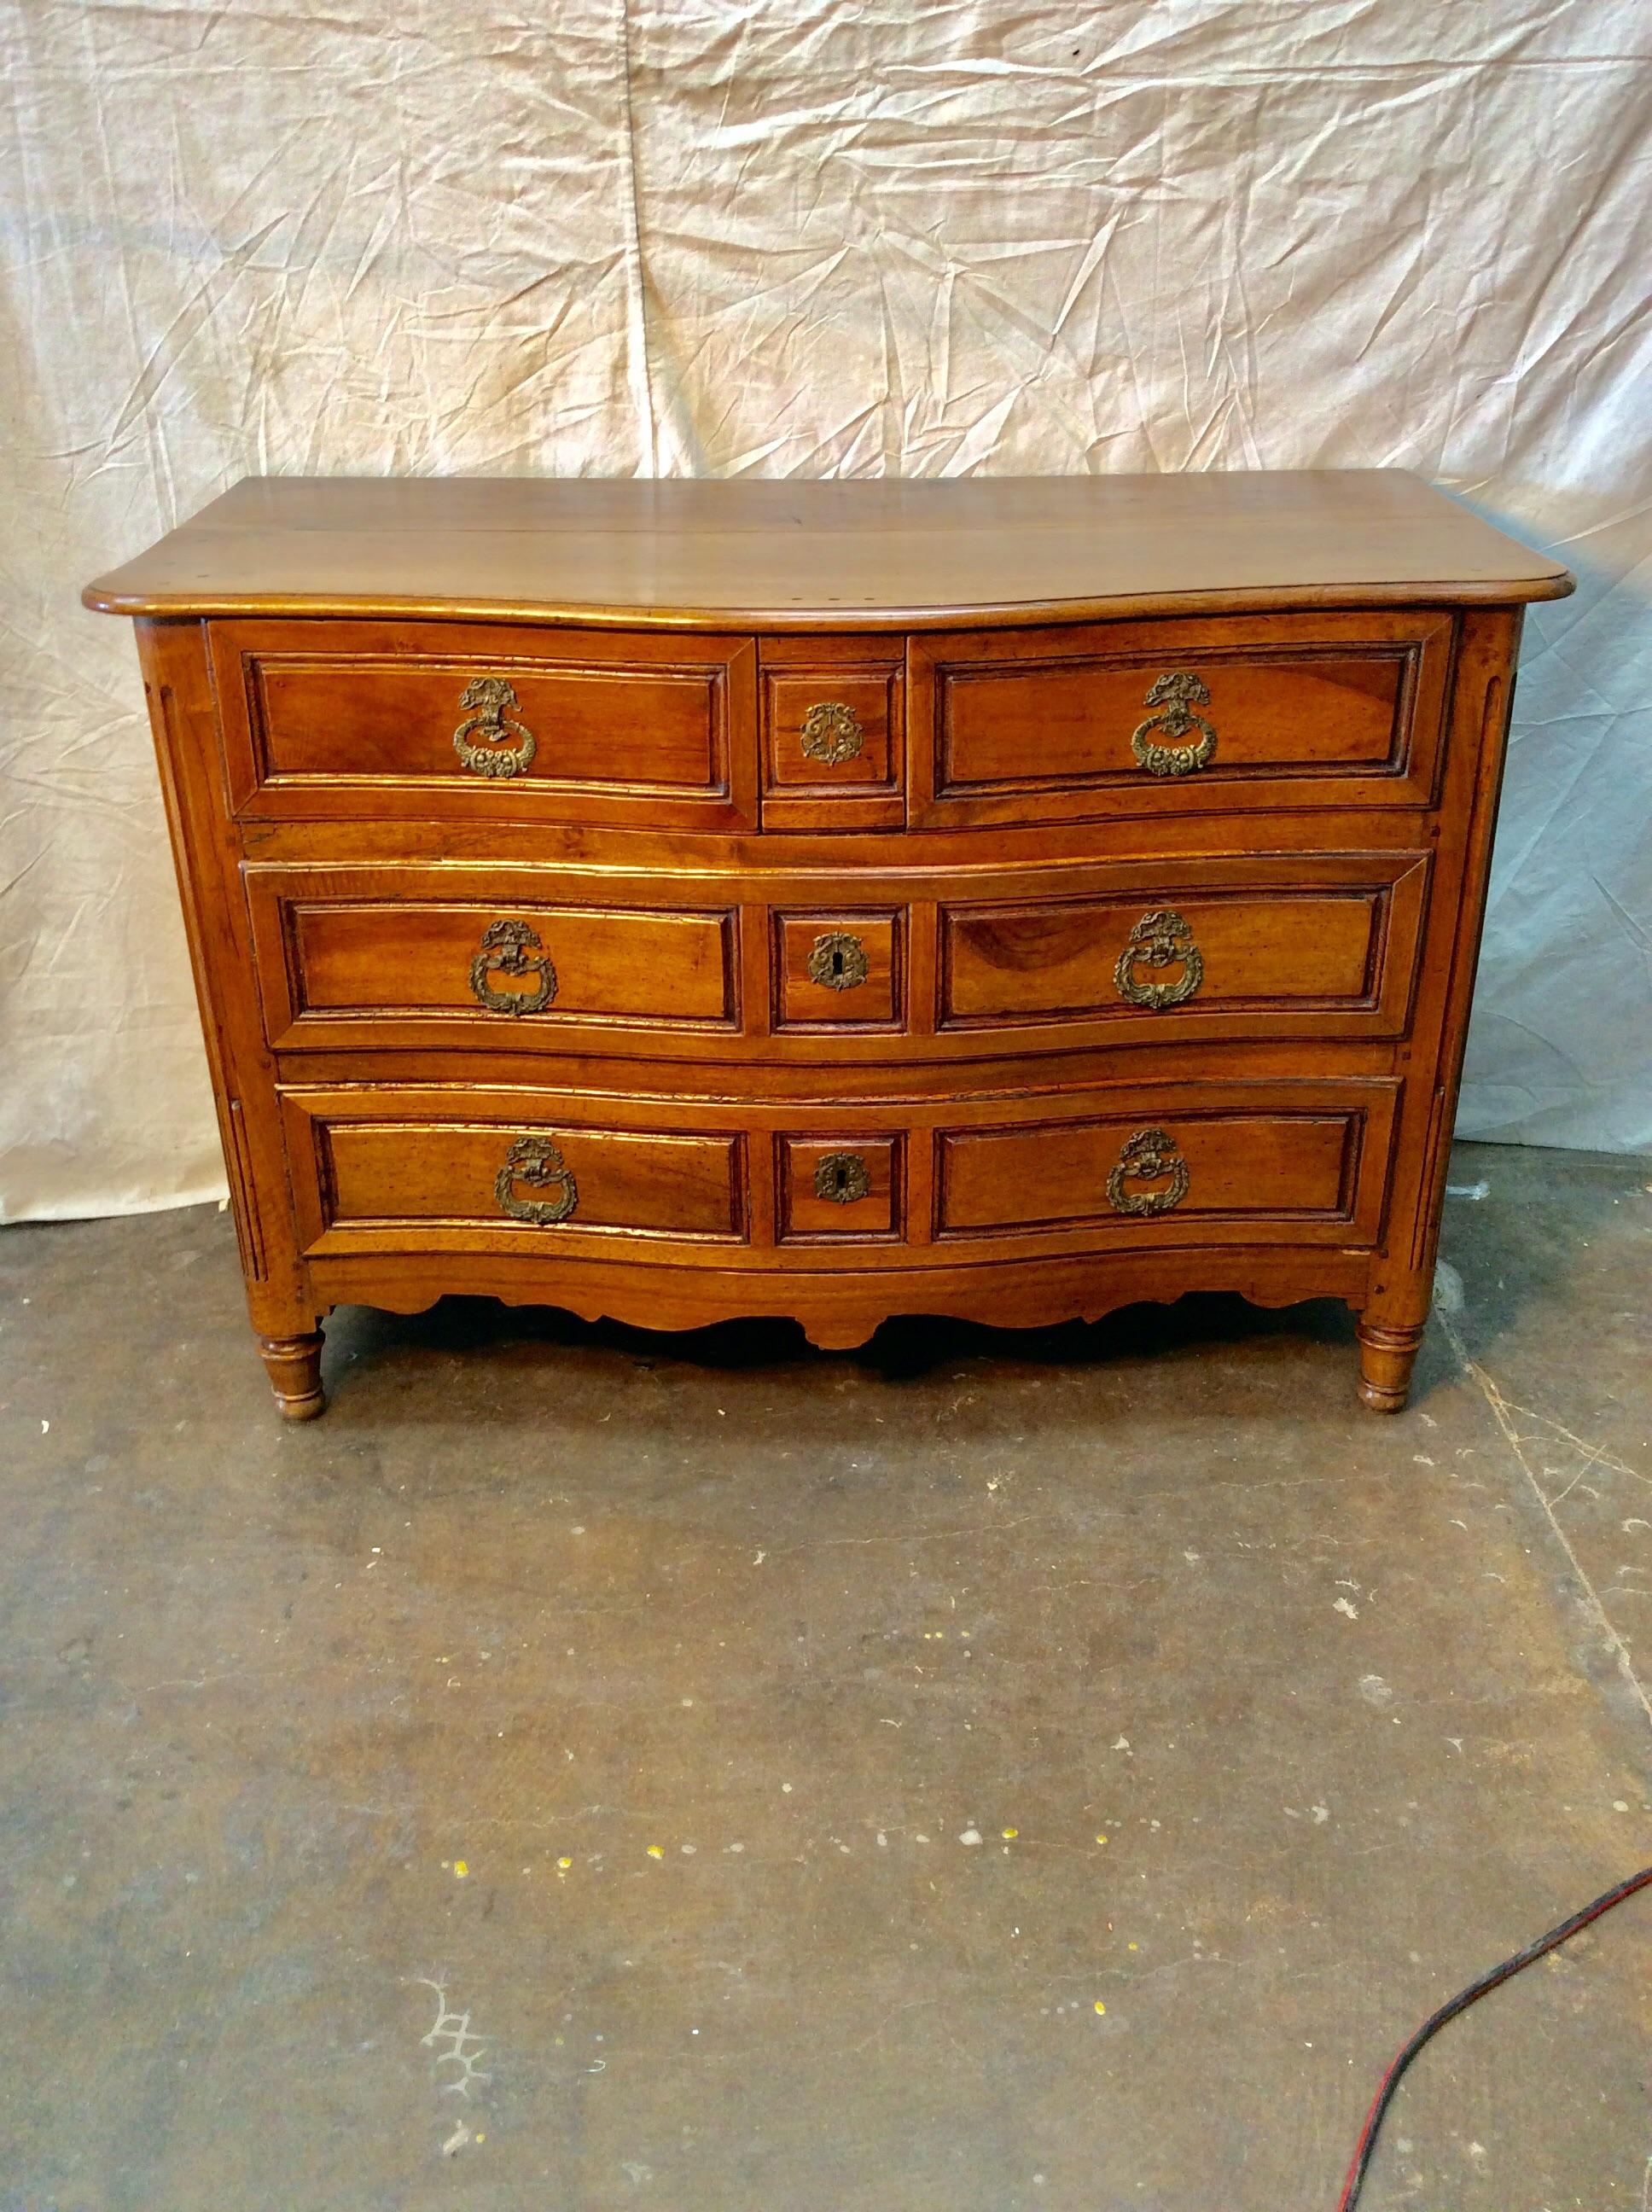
[
  {"xmin": 814, "ymin": 1151, "xmax": 871, "ymax": 1204},
  {"xmin": 454, "ymin": 675, "xmax": 537, "ymax": 778},
  {"xmin": 495, "ymin": 1135, "xmax": 579, "ymax": 1225},
  {"xmin": 1114, "ymin": 909, "xmax": 1203, "ymax": 1010},
  {"xmin": 806, "ymin": 930, "xmax": 870, "ymax": 992},
  {"xmin": 1106, "ymin": 1127, "xmax": 1190, "ymax": 1217},
  {"xmin": 469, "ymin": 918, "xmax": 557, "ymax": 1016},
  {"xmin": 800, "ymin": 701, "xmax": 864, "ymax": 765},
  {"xmin": 1131, "ymin": 672, "xmax": 1216, "ymax": 777}
]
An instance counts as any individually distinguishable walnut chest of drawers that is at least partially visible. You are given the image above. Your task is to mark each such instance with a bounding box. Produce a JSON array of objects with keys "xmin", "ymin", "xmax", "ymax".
[{"xmin": 84, "ymin": 474, "xmax": 1572, "ymax": 1419}]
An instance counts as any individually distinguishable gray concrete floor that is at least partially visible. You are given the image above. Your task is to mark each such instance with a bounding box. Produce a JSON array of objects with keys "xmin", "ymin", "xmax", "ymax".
[{"xmin": 2, "ymin": 1140, "xmax": 1649, "ymax": 2212}]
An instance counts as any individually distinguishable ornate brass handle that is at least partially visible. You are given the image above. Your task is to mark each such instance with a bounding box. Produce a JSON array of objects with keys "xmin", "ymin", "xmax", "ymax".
[
  {"xmin": 800, "ymin": 701, "xmax": 864, "ymax": 765},
  {"xmin": 806, "ymin": 930, "xmax": 870, "ymax": 992},
  {"xmin": 453, "ymin": 675, "xmax": 537, "ymax": 778},
  {"xmin": 1114, "ymin": 909, "xmax": 1203, "ymax": 1010},
  {"xmin": 1131, "ymin": 672, "xmax": 1216, "ymax": 777},
  {"xmin": 814, "ymin": 1151, "xmax": 871, "ymax": 1204},
  {"xmin": 469, "ymin": 918, "xmax": 557, "ymax": 1016},
  {"xmin": 1106, "ymin": 1127, "xmax": 1190, "ymax": 1217},
  {"xmin": 495, "ymin": 1135, "xmax": 579, "ymax": 1225}
]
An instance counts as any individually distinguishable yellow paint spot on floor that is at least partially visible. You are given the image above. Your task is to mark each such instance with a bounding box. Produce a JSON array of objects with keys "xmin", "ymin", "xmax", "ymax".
[
  {"xmin": 453, "ymin": 1860, "xmax": 468, "ymax": 1878},
  {"xmin": 557, "ymin": 1856, "xmax": 573, "ymax": 1870},
  {"xmin": 1001, "ymin": 1827, "xmax": 1018, "ymax": 1839},
  {"xmin": 647, "ymin": 1845, "xmax": 665, "ymax": 1860},
  {"xmin": 1094, "ymin": 2000, "xmax": 1106, "ymax": 2015}
]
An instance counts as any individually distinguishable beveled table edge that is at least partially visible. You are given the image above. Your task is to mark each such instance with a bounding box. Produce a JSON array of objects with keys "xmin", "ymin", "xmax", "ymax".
[{"xmin": 81, "ymin": 573, "xmax": 1575, "ymax": 628}]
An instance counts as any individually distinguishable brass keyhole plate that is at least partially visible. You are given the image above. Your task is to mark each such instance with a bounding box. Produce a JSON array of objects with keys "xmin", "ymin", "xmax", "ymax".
[
  {"xmin": 806, "ymin": 930, "xmax": 870, "ymax": 992},
  {"xmin": 800, "ymin": 701, "xmax": 864, "ymax": 765},
  {"xmin": 813, "ymin": 1151, "xmax": 871, "ymax": 1204}
]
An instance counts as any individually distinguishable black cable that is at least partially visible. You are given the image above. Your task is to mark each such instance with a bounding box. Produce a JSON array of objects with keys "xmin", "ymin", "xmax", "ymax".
[{"xmin": 1337, "ymin": 1862, "xmax": 1652, "ymax": 2209}]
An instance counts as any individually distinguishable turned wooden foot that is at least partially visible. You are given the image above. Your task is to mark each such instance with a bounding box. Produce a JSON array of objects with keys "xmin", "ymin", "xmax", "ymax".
[
  {"xmin": 1356, "ymin": 1319, "xmax": 1423, "ymax": 1414},
  {"xmin": 258, "ymin": 1330, "xmax": 326, "ymax": 1420}
]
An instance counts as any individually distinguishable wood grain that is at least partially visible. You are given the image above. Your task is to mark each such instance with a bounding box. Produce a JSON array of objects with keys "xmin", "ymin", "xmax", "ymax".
[
  {"xmin": 212, "ymin": 617, "xmax": 759, "ymax": 831},
  {"xmin": 936, "ymin": 1111, "xmax": 1360, "ymax": 1237},
  {"xmin": 939, "ymin": 878, "xmax": 1413, "ymax": 1031},
  {"xmin": 84, "ymin": 473, "xmax": 1572, "ymax": 630},
  {"xmin": 272, "ymin": 899, "xmax": 736, "ymax": 1035},
  {"xmin": 307, "ymin": 1116, "xmax": 747, "ymax": 1247},
  {"xmin": 910, "ymin": 609, "xmax": 1455, "ymax": 825}
]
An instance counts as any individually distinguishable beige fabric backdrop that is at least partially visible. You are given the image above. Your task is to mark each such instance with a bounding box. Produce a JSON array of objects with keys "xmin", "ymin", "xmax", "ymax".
[{"xmin": 3, "ymin": 0, "xmax": 1649, "ymax": 1220}]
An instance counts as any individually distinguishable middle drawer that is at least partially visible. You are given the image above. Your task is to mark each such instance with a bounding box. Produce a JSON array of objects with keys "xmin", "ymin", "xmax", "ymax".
[{"xmin": 244, "ymin": 852, "xmax": 1428, "ymax": 1057}]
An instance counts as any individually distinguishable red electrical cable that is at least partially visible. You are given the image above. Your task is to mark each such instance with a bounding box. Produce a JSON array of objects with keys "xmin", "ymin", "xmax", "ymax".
[{"xmin": 1336, "ymin": 1862, "xmax": 1652, "ymax": 2210}]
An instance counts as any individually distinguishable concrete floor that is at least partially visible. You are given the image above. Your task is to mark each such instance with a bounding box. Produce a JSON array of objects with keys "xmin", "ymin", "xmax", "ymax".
[{"xmin": 2, "ymin": 1139, "xmax": 1648, "ymax": 2212}]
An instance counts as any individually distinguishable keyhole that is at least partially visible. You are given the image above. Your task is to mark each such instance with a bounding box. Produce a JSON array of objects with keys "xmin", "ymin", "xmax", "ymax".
[{"xmin": 830, "ymin": 946, "xmax": 846, "ymax": 981}]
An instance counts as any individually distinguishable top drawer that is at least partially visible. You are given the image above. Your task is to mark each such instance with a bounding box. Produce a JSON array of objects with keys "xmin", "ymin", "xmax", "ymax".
[
  {"xmin": 209, "ymin": 620, "xmax": 758, "ymax": 830},
  {"xmin": 909, "ymin": 610, "xmax": 1454, "ymax": 827}
]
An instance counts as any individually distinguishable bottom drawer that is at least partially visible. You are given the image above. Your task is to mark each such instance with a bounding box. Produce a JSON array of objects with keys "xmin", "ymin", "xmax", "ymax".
[
  {"xmin": 282, "ymin": 1077, "xmax": 1398, "ymax": 1263},
  {"xmin": 288, "ymin": 1103, "xmax": 749, "ymax": 1251},
  {"xmin": 940, "ymin": 1081, "xmax": 1399, "ymax": 1253},
  {"xmin": 938, "ymin": 1109, "xmax": 1362, "ymax": 1239}
]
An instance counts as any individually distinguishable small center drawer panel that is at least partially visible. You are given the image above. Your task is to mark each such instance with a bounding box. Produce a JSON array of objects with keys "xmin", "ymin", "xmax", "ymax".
[
  {"xmin": 773, "ymin": 909, "xmax": 903, "ymax": 1030},
  {"xmin": 759, "ymin": 636, "xmax": 905, "ymax": 831},
  {"xmin": 211, "ymin": 619, "xmax": 758, "ymax": 830},
  {"xmin": 777, "ymin": 1135, "xmax": 902, "ymax": 1242}
]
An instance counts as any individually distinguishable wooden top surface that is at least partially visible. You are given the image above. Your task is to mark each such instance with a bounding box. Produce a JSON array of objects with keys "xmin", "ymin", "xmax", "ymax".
[{"xmin": 84, "ymin": 471, "xmax": 1572, "ymax": 631}]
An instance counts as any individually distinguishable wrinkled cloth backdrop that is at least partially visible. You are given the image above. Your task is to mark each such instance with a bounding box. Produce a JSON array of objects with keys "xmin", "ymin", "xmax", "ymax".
[{"xmin": 2, "ymin": 1, "xmax": 1649, "ymax": 1217}]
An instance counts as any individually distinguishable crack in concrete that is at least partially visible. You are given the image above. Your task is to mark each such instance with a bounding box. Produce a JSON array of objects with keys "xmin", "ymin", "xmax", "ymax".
[{"xmin": 1434, "ymin": 1308, "xmax": 1652, "ymax": 1738}]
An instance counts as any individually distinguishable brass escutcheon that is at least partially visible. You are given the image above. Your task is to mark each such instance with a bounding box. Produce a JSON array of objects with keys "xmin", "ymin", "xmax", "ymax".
[
  {"xmin": 495, "ymin": 1134, "xmax": 579, "ymax": 1225},
  {"xmin": 1131, "ymin": 671, "xmax": 1216, "ymax": 777},
  {"xmin": 453, "ymin": 675, "xmax": 537, "ymax": 778},
  {"xmin": 814, "ymin": 1151, "xmax": 871, "ymax": 1204},
  {"xmin": 469, "ymin": 917, "xmax": 557, "ymax": 1016},
  {"xmin": 1105, "ymin": 1127, "xmax": 1190, "ymax": 1217},
  {"xmin": 806, "ymin": 930, "xmax": 870, "ymax": 992},
  {"xmin": 800, "ymin": 700, "xmax": 864, "ymax": 765},
  {"xmin": 1113, "ymin": 908, "xmax": 1204, "ymax": 1010}
]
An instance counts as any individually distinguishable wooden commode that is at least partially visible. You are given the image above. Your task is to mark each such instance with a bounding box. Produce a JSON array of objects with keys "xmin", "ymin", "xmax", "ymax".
[{"xmin": 84, "ymin": 474, "xmax": 1572, "ymax": 1418}]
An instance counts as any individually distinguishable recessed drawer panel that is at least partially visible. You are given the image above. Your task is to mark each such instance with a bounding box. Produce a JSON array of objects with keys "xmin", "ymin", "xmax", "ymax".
[
  {"xmin": 937, "ymin": 1097, "xmax": 1393, "ymax": 1245},
  {"xmin": 772, "ymin": 910, "xmax": 904, "ymax": 1031},
  {"xmin": 939, "ymin": 856, "xmax": 1427, "ymax": 1041},
  {"xmin": 759, "ymin": 637, "xmax": 905, "ymax": 831},
  {"xmin": 777, "ymin": 1135, "xmax": 902, "ymax": 1242},
  {"xmin": 910, "ymin": 611, "xmax": 1453, "ymax": 826},
  {"xmin": 246, "ymin": 871, "xmax": 738, "ymax": 1051},
  {"xmin": 211, "ymin": 619, "xmax": 758, "ymax": 830},
  {"xmin": 284, "ymin": 1097, "xmax": 748, "ymax": 1254}
]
